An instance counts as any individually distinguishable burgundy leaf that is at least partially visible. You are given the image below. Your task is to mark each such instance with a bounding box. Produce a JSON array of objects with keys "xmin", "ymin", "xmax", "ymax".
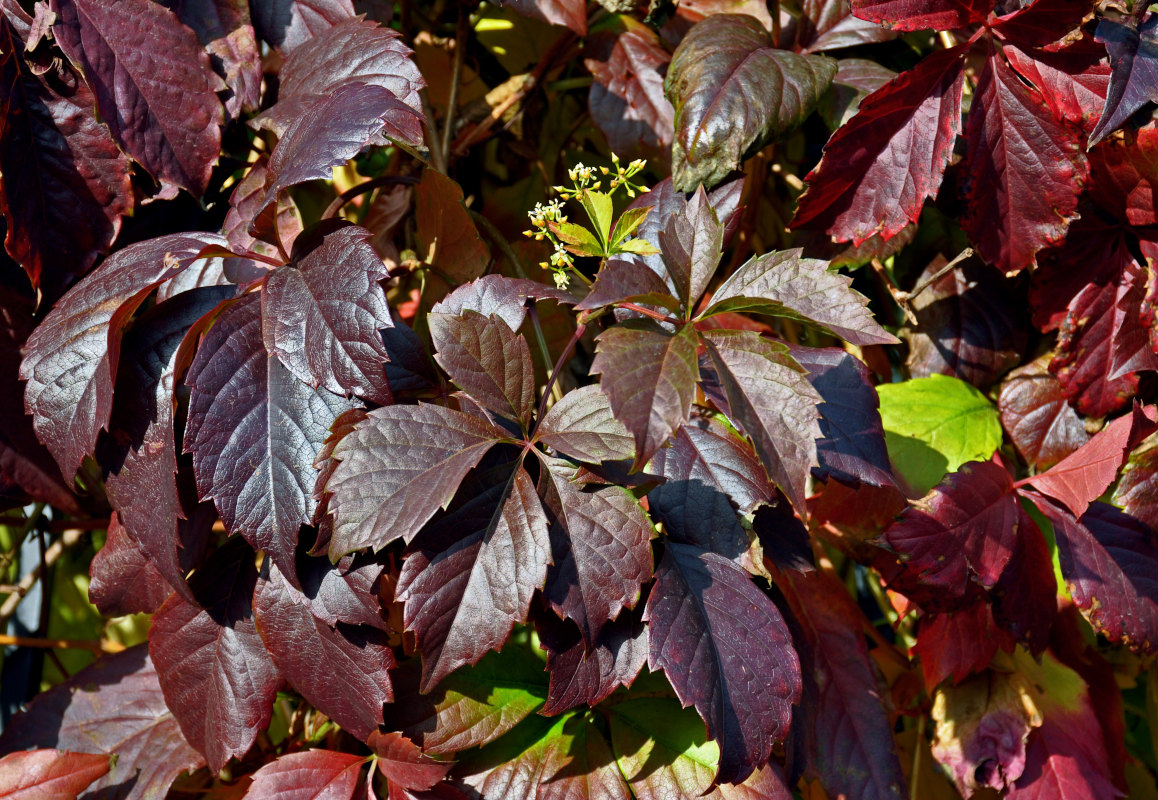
[
  {"xmin": 431, "ymin": 275, "xmax": 534, "ymax": 333},
  {"xmin": 591, "ymin": 320, "xmax": 699, "ymax": 471},
  {"xmin": 221, "ymin": 159, "xmax": 291, "ymax": 259},
  {"xmin": 960, "ymin": 47, "xmax": 1087, "ymax": 273},
  {"xmin": 0, "ymin": 750, "xmax": 110, "ymax": 800},
  {"xmin": 1089, "ymin": 125, "xmax": 1158, "ymax": 226},
  {"xmin": 50, "ymin": 0, "xmax": 223, "ymax": 194},
  {"xmin": 915, "ymin": 598, "xmax": 1013, "ymax": 688},
  {"xmin": 789, "ymin": 346, "xmax": 895, "ymax": 488},
  {"xmin": 324, "ymin": 404, "xmax": 506, "ymax": 555},
  {"xmin": 149, "ymin": 539, "xmax": 282, "ymax": 772},
  {"xmin": 779, "ymin": 568, "xmax": 906, "ymax": 800},
  {"xmin": 850, "ymin": 0, "xmax": 993, "ymax": 30},
  {"xmin": 701, "ymin": 329, "xmax": 822, "ymax": 512},
  {"xmin": 262, "ymin": 224, "xmax": 393, "ymax": 404},
  {"xmin": 398, "ymin": 465, "xmax": 550, "ymax": 691},
  {"xmin": 250, "ymin": 0, "xmax": 355, "ymax": 52},
  {"xmin": 646, "ymin": 543, "xmax": 801, "ymax": 785},
  {"xmin": 1006, "ymin": 713, "xmax": 1119, "ymax": 800},
  {"xmin": 798, "ymin": 0, "xmax": 899, "ymax": 52},
  {"xmin": 657, "ymin": 187, "xmax": 723, "ymax": 310},
  {"xmin": 415, "ymin": 170, "xmax": 490, "ymax": 288},
  {"xmin": 21, "ymin": 232, "xmax": 226, "ymax": 477},
  {"xmin": 368, "ymin": 732, "xmax": 452, "ymax": 792},
  {"xmin": 1114, "ymin": 436, "xmax": 1158, "ymax": 531},
  {"xmin": 1004, "ymin": 40, "xmax": 1109, "ymax": 136},
  {"xmin": 161, "ymin": 0, "xmax": 262, "ymax": 117},
  {"xmin": 817, "ymin": 57, "xmax": 897, "ymax": 130},
  {"xmin": 254, "ymin": 563, "xmax": 394, "ymax": 740},
  {"xmin": 156, "ymin": 255, "xmax": 248, "ymax": 302},
  {"xmin": 429, "ymin": 310, "xmax": 535, "ymax": 429},
  {"xmin": 88, "ymin": 512, "xmax": 175, "ymax": 616},
  {"xmin": 539, "ymin": 458, "xmax": 654, "ymax": 647},
  {"xmin": 499, "ymin": 0, "xmax": 586, "ymax": 34},
  {"xmin": 244, "ymin": 749, "xmax": 366, "ymax": 800},
  {"xmin": 185, "ymin": 294, "xmax": 355, "ymax": 583},
  {"xmin": 882, "ymin": 459, "xmax": 1018, "ymax": 596},
  {"xmin": 998, "ymin": 355, "xmax": 1089, "ymax": 471},
  {"xmin": 536, "ymin": 607, "xmax": 647, "ymax": 716},
  {"xmin": 574, "ymin": 257, "xmax": 681, "ymax": 315},
  {"xmin": 0, "ymin": 646, "xmax": 206, "ymax": 800},
  {"xmin": 990, "ymin": 0, "xmax": 1092, "ymax": 48},
  {"xmin": 535, "ymin": 385, "xmax": 635, "ymax": 464},
  {"xmin": 1088, "ymin": 13, "xmax": 1158, "ymax": 147},
  {"xmin": 791, "ymin": 46, "xmax": 967, "ymax": 245},
  {"xmin": 294, "ymin": 552, "xmax": 388, "ymax": 631},
  {"xmin": 0, "ymin": 17, "xmax": 131, "ymax": 298},
  {"xmin": 753, "ymin": 496, "xmax": 815, "ymax": 573},
  {"xmin": 991, "ymin": 504, "xmax": 1056, "ymax": 653},
  {"xmin": 666, "ymin": 13, "xmax": 836, "ymax": 190},
  {"xmin": 905, "ymin": 255, "xmax": 1026, "ymax": 388}
]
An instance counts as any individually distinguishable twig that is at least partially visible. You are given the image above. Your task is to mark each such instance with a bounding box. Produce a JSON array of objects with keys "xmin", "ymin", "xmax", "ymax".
[
  {"xmin": 468, "ymin": 209, "xmax": 529, "ymax": 279},
  {"xmin": 321, "ymin": 175, "xmax": 419, "ymax": 221},
  {"xmin": 907, "ymin": 247, "xmax": 974, "ymax": 303},
  {"xmin": 421, "ymin": 90, "xmax": 448, "ymax": 174},
  {"xmin": 0, "ymin": 503, "xmax": 45, "ymax": 575},
  {"xmin": 537, "ymin": 323, "xmax": 586, "ymax": 425},
  {"xmin": 0, "ymin": 527, "xmax": 86, "ymax": 626},
  {"xmin": 440, "ymin": 8, "xmax": 468, "ymax": 166},
  {"xmin": 0, "ymin": 634, "xmax": 124, "ymax": 656},
  {"xmin": 910, "ymin": 714, "xmax": 926, "ymax": 799}
]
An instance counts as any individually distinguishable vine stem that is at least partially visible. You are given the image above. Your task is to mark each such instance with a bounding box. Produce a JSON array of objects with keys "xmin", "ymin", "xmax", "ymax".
[
  {"xmin": 0, "ymin": 503, "xmax": 45, "ymax": 575},
  {"xmin": 321, "ymin": 175, "xmax": 419, "ymax": 221},
  {"xmin": 537, "ymin": 322, "xmax": 586, "ymax": 425},
  {"xmin": 0, "ymin": 527, "xmax": 86, "ymax": 626},
  {"xmin": 439, "ymin": 7, "xmax": 468, "ymax": 164},
  {"xmin": 617, "ymin": 302, "xmax": 681, "ymax": 326},
  {"xmin": 0, "ymin": 634, "xmax": 124, "ymax": 655}
]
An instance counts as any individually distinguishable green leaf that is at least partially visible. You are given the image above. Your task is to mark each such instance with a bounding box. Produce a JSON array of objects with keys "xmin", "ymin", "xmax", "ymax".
[
  {"xmin": 876, "ymin": 375, "xmax": 1002, "ymax": 496},
  {"xmin": 581, "ymin": 190, "xmax": 615, "ymax": 247},
  {"xmin": 615, "ymin": 238, "xmax": 661, "ymax": 256},
  {"xmin": 609, "ymin": 697, "xmax": 721, "ymax": 797},
  {"xmin": 610, "ymin": 206, "xmax": 652, "ymax": 249},
  {"xmin": 551, "ymin": 221, "xmax": 605, "ymax": 258}
]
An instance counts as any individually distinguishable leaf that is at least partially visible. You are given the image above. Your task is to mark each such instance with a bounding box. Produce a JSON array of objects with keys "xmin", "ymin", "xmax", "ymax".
[
  {"xmin": 160, "ymin": 0, "xmax": 262, "ymax": 118},
  {"xmin": 253, "ymin": 563, "xmax": 394, "ymax": 740},
  {"xmin": 850, "ymin": 0, "xmax": 993, "ymax": 30},
  {"xmin": 656, "ymin": 187, "xmax": 723, "ymax": 311},
  {"xmin": 0, "ymin": 750, "xmax": 111, "ymax": 800},
  {"xmin": 262, "ymin": 224, "xmax": 393, "ymax": 404},
  {"xmin": 906, "ymin": 255, "xmax": 1026, "ymax": 388},
  {"xmin": 415, "ymin": 170, "xmax": 490, "ymax": 288},
  {"xmin": 1088, "ymin": 126, "xmax": 1158, "ymax": 226},
  {"xmin": 989, "ymin": 0, "xmax": 1093, "ymax": 49},
  {"xmin": 429, "ymin": 311, "xmax": 535, "ymax": 429},
  {"xmin": 244, "ymin": 750, "xmax": 366, "ymax": 800},
  {"xmin": 539, "ymin": 458, "xmax": 654, "ymax": 647},
  {"xmin": 324, "ymin": 404, "xmax": 506, "ymax": 555},
  {"xmin": 991, "ymin": 503, "xmax": 1057, "ymax": 654},
  {"xmin": 250, "ymin": 0, "xmax": 354, "ymax": 52},
  {"xmin": 367, "ymin": 732, "xmax": 451, "ymax": 793},
  {"xmin": 536, "ymin": 607, "xmax": 647, "ymax": 715},
  {"xmin": 185, "ymin": 294, "xmax": 355, "ymax": 584},
  {"xmin": 817, "ymin": 57, "xmax": 897, "ymax": 130},
  {"xmin": 1023, "ymin": 404, "xmax": 1157, "ymax": 519},
  {"xmin": 50, "ymin": 0, "xmax": 223, "ymax": 194},
  {"xmin": 915, "ymin": 598, "xmax": 1015, "ymax": 688},
  {"xmin": 20, "ymin": 232, "xmax": 226, "ymax": 477},
  {"xmin": 778, "ymin": 568, "xmax": 907, "ymax": 800},
  {"xmin": 1089, "ymin": 13, "xmax": 1158, "ymax": 147},
  {"xmin": 535, "ymin": 385, "xmax": 635, "ymax": 464},
  {"xmin": 1004, "ymin": 40, "xmax": 1110, "ymax": 137},
  {"xmin": 876, "ymin": 374, "xmax": 1002, "ymax": 496},
  {"xmin": 789, "ymin": 346, "xmax": 895, "ymax": 489},
  {"xmin": 960, "ymin": 47, "xmax": 1088, "ymax": 274},
  {"xmin": 0, "ymin": 645, "xmax": 206, "ymax": 800},
  {"xmin": 703, "ymin": 248, "xmax": 897, "ymax": 347},
  {"xmin": 397, "ymin": 464, "xmax": 550, "ymax": 691},
  {"xmin": 798, "ymin": 0, "xmax": 899, "ymax": 52},
  {"xmin": 149, "ymin": 539, "xmax": 282, "ymax": 772},
  {"xmin": 1114, "ymin": 436, "xmax": 1158, "ymax": 531},
  {"xmin": 998, "ymin": 354, "xmax": 1090, "ymax": 471},
  {"xmin": 591, "ymin": 320, "xmax": 699, "ymax": 471},
  {"xmin": 884, "ymin": 459, "xmax": 1020, "ymax": 601},
  {"xmin": 790, "ymin": 46, "xmax": 966, "ymax": 244},
  {"xmin": 294, "ymin": 552, "xmax": 388, "ymax": 631},
  {"xmin": 430, "ymin": 275, "xmax": 536, "ymax": 333},
  {"xmin": 499, "ymin": 0, "xmax": 586, "ymax": 34},
  {"xmin": 88, "ymin": 512, "xmax": 176, "ymax": 616},
  {"xmin": 646, "ymin": 542, "xmax": 800, "ymax": 784},
  {"xmin": 573, "ymin": 257, "xmax": 681, "ymax": 315},
  {"xmin": 666, "ymin": 14, "xmax": 836, "ymax": 191},
  {"xmin": 0, "ymin": 17, "xmax": 131, "ymax": 298},
  {"xmin": 701, "ymin": 329, "xmax": 822, "ymax": 512}
]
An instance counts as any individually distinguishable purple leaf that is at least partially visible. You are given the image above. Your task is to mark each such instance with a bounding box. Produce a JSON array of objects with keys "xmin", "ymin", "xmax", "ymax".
[
  {"xmin": 244, "ymin": 750, "xmax": 366, "ymax": 800},
  {"xmin": 646, "ymin": 543, "xmax": 801, "ymax": 785},
  {"xmin": 536, "ymin": 606, "xmax": 647, "ymax": 715},
  {"xmin": 149, "ymin": 538, "xmax": 282, "ymax": 772},
  {"xmin": 50, "ymin": 0, "xmax": 224, "ymax": 194},
  {"xmin": 0, "ymin": 645, "xmax": 206, "ymax": 800},
  {"xmin": 657, "ymin": 187, "xmax": 724, "ymax": 311},
  {"xmin": 160, "ymin": 0, "xmax": 262, "ymax": 117},
  {"xmin": 368, "ymin": 731, "xmax": 453, "ymax": 794},
  {"xmin": 88, "ymin": 512, "xmax": 175, "ymax": 617},
  {"xmin": 21, "ymin": 232, "xmax": 227, "ymax": 478},
  {"xmin": 703, "ymin": 249, "xmax": 897, "ymax": 347},
  {"xmin": 431, "ymin": 276, "xmax": 531, "ymax": 332},
  {"xmin": 262, "ymin": 224, "xmax": 394, "ymax": 404},
  {"xmin": 535, "ymin": 385, "xmax": 635, "ymax": 464},
  {"xmin": 294, "ymin": 552, "xmax": 388, "ymax": 631},
  {"xmin": 591, "ymin": 320, "xmax": 699, "ymax": 471},
  {"xmin": 498, "ymin": 0, "xmax": 586, "ymax": 34},
  {"xmin": 575, "ymin": 257, "xmax": 681, "ymax": 315},
  {"xmin": 398, "ymin": 465, "xmax": 551, "ymax": 691},
  {"xmin": 185, "ymin": 294, "xmax": 356, "ymax": 584},
  {"xmin": 250, "ymin": 0, "xmax": 355, "ymax": 52},
  {"xmin": 998, "ymin": 355, "xmax": 1089, "ymax": 471},
  {"xmin": 1089, "ymin": 13, "xmax": 1158, "ymax": 147},
  {"xmin": 254, "ymin": 563, "xmax": 394, "ymax": 740},
  {"xmin": 798, "ymin": 0, "xmax": 899, "ymax": 52},
  {"xmin": 991, "ymin": 504, "xmax": 1056, "ymax": 654},
  {"xmin": 324, "ymin": 404, "xmax": 507, "ymax": 555},
  {"xmin": 701, "ymin": 329, "xmax": 822, "ymax": 512}
]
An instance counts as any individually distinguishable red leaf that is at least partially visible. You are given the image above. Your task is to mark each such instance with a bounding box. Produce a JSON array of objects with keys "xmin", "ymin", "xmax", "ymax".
[
  {"xmin": 88, "ymin": 512, "xmax": 175, "ymax": 616},
  {"xmin": 244, "ymin": 749, "xmax": 366, "ymax": 800},
  {"xmin": 1088, "ymin": 125, "xmax": 1158, "ymax": 226},
  {"xmin": 162, "ymin": 0, "xmax": 262, "ymax": 118},
  {"xmin": 500, "ymin": 0, "xmax": 586, "ymax": 35},
  {"xmin": 534, "ymin": 384, "xmax": 635, "ymax": 464},
  {"xmin": 991, "ymin": 503, "xmax": 1058, "ymax": 653},
  {"xmin": 791, "ymin": 46, "xmax": 967, "ymax": 244},
  {"xmin": 850, "ymin": 0, "xmax": 993, "ymax": 31},
  {"xmin": 367, "ymin": 732, "xmax": 452, "ymax": 792},
  {"xmin": 998, "ymin": 354, "xmax": 1090, "ymax": 471},
  {"xmin": 798, "ymin": 0, "xmax": 900, "ymax": 52},
  {"xmin": 989, "ymin": 0, "xmax": 1093, "ymax": 48},
  {"xmin": 0, "ymin": 750, "xmax": 110, "ymax": 800},
  {"xmin": 914, "ymin": 597, "xmax": 1013, "ymax": 688},
  {"xmin": 50, "ymin": 0, "xmax": 223, "ymax": 194},
  {"xmin": 536, "ymin": 607, "xmax": 647, "ymax": 716},
  {"xmin": 960, "ymin": 47, "xmax": 1087, "ymax": 273},
  {"xmin": 1004, "ymin": 40, "xmax": 1109, "ymax": 136},
  {"xmin": 1114, "ymin": 435, "xmax": 1158, "ymax": 531},
  {"xmin": 250, "ymin": 0, "xmax": 355, "ymax": 52},
  {"xmin": 1006, "ymin": 702, "xmax": 1119, "ymax": 799}
]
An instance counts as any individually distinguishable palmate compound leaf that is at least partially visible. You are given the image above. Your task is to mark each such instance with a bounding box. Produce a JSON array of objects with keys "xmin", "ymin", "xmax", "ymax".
[
  {"xmin": 790, "ymin": 46, "xmax": 966, "ymax": 245},
  {"xmin": 998, "ymin": 354, "xmax": 1090, "ymax": 471},
  {"xmin": 534, "ymin": 384, "xmax": 635, "ymax": 464},
  {"xmin": 591, "ymin": 320, "xmax": 699, "ymax": 472},
  {"xmin": 701, "ymin": 329, "xmax": 822, "ymax": 513},
  {"xmin": 50, "ymin": 0, "xmax": 223, "ymax": 194},
  {"xmin": 0, "ymin": 645, "xmax": 206, "ymax": 800},
  {"xmin": 646, "ymin": 542, "xmax": 801, "ymax": 785},
  {"xmin": 20, "ymin": 232, "xmax": 227, "ymax": 478},
  {"xmin": 960, "ymin": 47, "xmax": 1087, "ymax": 274},
  {"xmin": 397, "ymin": 464, "xmax": 551, "ymax": 692},
  {"xmin": 701, "ymin": 248, "xmax": 897, "ymax": 347},
  {"xmin": 850, "ymin": 0, "xmax": 993, "ymax": 30},
  {"xmin": 1088, "ymin": 13, "xmax": 1158, "ymax": 147},
  {"xmin": 656, "ymin": 187, "xmax": 724, "ymax": 312},
  {"xmin": 665, "ymin": 13, "xmax": 836, "ymax": 191},
  {"xmin": 324, "ymin": 404, "xmax": 508, "ymax": 556},
  {"xmin": 989, "ymin": 0, "xmax": 1093, "ymax": 49},
  {"xmin": 777, "ymin": 568, "xmax": 906, "ymax": 800},
  {"xmin": 262, "ymin": 224, "xmax": 393, "ymax": 404},
  {"xmin": 185, "ymin": 293, "xmax": 356, "ymax": 585},
  {"xmin": 243, "ymin": 749, "xmax": 366, "ymax": 800},
  {"xmin": 254, "ymin": 562, "xmax": 395, "ymax": 740},
  {"xmin": 149, "ymin": 538, "xmax": 282, "ymax": 772},
  {"xmin": 250, "ymin": 0, "xmax": 354, "ymax": 53},
  {"xmin": 0, "ymin": 749, "xmax": 111, "ymax": 799}
]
